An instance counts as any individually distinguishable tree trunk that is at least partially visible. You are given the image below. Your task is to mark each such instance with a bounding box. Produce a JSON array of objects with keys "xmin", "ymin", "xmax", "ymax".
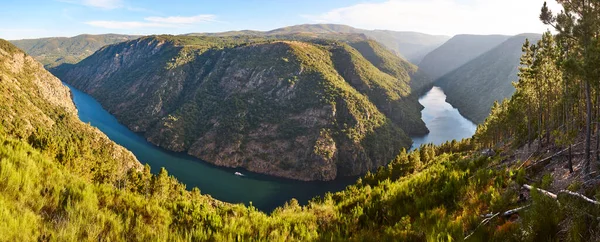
[
  {"xmin": 596, "ymin": 90, "xmax": 600, "ymax": 163},
  {"xmin": 568, "ymin": 144, "xmax": 573, "ymax": 173},
  {"xmin": 584, "ymin": 79, "xmax": 592, "ymax": 177}
]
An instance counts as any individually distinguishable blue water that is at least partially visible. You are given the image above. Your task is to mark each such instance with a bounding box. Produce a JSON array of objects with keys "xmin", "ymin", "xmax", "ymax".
[
  {"xmin": 65, "ymin": 83, "xmax": 355, "ymax": 212},
  {"xmin": 411, "ymin": 86, "xmax": 477, "ymax": 149},
  {"xmin": 65, "ymin": 83, "xmax": 474, "ymax": 211}
]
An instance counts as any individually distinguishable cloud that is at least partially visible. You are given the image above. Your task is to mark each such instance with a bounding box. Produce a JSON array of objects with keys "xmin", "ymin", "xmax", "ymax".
[
  {"xmin": 301, "ymin": 0, "xmax": 563, "ymax": 36},
  {"xmin": 85, "ymin": 14, "xmax": 218, "ymax": 29},
  {"xmin": 1, "ymin": 28, "xmax": 50, "ymax": 40},
  {"xmin": 144, "ymin": 15, "xmax": 216, "ymax": 24},
  {"xmin": 85, "ymin": 21, "xmax": 169, "ymax": 29},
  {"xmin": 82, "ymin": 0, "xmax": 122, "ymax": 9},
  {"xmin": 58, "ymin": 0, "xmax": 123, "ymax": 9}
]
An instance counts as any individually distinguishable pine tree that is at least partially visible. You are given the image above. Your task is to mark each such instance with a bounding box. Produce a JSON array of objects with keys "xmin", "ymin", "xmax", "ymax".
[{"xmin": 541, "ymin": 1, "xmax": 600, "ymax": 176}]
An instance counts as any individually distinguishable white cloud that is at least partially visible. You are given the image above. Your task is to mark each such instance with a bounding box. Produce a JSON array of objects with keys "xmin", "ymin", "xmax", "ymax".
[
  {"xmin": 0, "ymin": 28, "xmax": 47, "ymax": 40},
  {"xmin": 83, "ymin": 0, "xmax": 122, "ymax": 9},
  {"xmin": 145, "ymin": 15, "xmax": 216, "ymax": 24},
  {"xmin": 58, "ymin": 0, "xmax": 123, "ymax": 9},
  {"xmin": 85, "ymin": 21, "xmax": 169, "ymax": 29},
  {"xmin": 85, "ymin": 14, "xmax": 218, "ymax": 29},
  {"xmin": 302, "ymin": 0, "xmax": 563, "ymax": 36}
]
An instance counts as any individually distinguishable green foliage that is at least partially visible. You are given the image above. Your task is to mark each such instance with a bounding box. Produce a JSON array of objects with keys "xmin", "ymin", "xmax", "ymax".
[
  {"xmin": 437, "ymin": 34, "xmax": 542, "ymax": 123},
  {"xmin": 475, "ymin": 32, "xmax": 564, "ymax": 148},
  {"xmin": 521, "ymin": 189, "xmax": 563, "ymax": 241},
  {"xmin": 55, "ymin": 35, "xmax": 425, "ymax": 179},
  {"xmin": 10, "ymin": 34, "xmax": 140, "ymax": 68},
  {"xmin": 3, "ymin": 13, "xmax": 600, "ymax": 240}
]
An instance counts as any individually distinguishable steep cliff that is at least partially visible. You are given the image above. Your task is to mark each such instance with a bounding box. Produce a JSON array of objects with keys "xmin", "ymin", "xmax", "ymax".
[
  {"xmin": 0, "ymin": 39, "xmax": 141, "ymax": 181},
  {"xmin": 57, "ymin": 35, "xmax": 427, "ymax": 181}
]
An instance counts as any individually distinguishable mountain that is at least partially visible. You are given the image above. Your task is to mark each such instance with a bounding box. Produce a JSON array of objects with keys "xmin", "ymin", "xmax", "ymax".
[
  {"xmin": 10, "ymin": 34, "xmax": 139, "ymax": 68},
  {"xmin": 1, "ymin": 37, "xmax": 594, "ymax": 241},
  {"xmin": 0, "ymin": 38, "xmax": 141, "ymax": 183},
  {"xmin": 55, "ymin": 35, "xmax": 429, "ymax": 181},
  {"xmin": 265, "ymin": 24, "xmax": 363, "ymax": 35},
  {"xmin": 418, "ymin": 34, "xmax": 510, "ymax": 80},
  {"xmin": 10, "ymin": 24, "xmax": 447, "ymax": 71},
  {"xmin": 360, "ymin": 30, "xmax": 450, "ymax": 64},
  {"xmin": 437, "ymin": 34, "xmax": 543, "ymax": 123},
  {"xmin": 189, "ymin": 24, "xmax": 450, "ymax": 64}
]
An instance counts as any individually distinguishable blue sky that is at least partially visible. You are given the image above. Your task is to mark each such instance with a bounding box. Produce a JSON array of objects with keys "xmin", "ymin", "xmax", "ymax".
[{"xmin": 1, "ymin": 0, "xmax": 560, "ymax": 40}]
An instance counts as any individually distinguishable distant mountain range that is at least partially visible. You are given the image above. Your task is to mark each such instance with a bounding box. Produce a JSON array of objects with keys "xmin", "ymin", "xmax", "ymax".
[
  {"xmin": 10, "ymin": 24, "xmax": 544, "ymax": 127},
  {"xmin": 10, "ymin": 34, "xmax": 139, "ymax": 68},
  {"xmin": 418, "ymin": 34, "xmax": 510, "ymax": 81},
  {"xmin": 187, "ymin": 24, "xmax": 450, "ymax": 64},
  {"xmin": 11, "ymin": 24, "xmax": 449, "ymax": 69}
]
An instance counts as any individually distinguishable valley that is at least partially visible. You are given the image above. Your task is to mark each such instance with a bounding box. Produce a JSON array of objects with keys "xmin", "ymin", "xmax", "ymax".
[
  {"xmin": 2, "ymin": 1, "xmax": 600, "ymax": 240},
  {"xmin": 64, "ymin": 79, "xmax": 475, "ymax": 211},
  {"xmin": 66, "ymin": 82, "xmax": 355, "ymax": 211},
  {"xmin": 54, "ymin": 35, "xmax": 428, "ymax": 181},
  {"xmin": 410, "ymin": 86, "xmax": 477, "ymax": 149}
]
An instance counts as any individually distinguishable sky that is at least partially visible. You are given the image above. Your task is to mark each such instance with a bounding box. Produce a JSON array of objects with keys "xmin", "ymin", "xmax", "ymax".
[{"xmin": 0, "ymin": 0, "xmax": 562, "ymax": 40}]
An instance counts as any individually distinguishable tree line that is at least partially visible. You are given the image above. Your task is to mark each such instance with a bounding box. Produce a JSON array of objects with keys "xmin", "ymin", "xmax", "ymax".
[{"xmin": 476, "ymin": 0, "xmax": 600, "ymax": 177}]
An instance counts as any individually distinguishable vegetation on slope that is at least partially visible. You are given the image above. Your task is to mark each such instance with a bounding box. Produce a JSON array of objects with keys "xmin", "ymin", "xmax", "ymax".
[
  {"xmin": 0, "ymin": 39, "xmax": 140, "ymax": 182},
  {"xmin": 418, "ymin": 34, "xmax": 510, "ymax": 81},
  {"xmin": 2, "ymin": 27, "xmax": 599, "ymax": 240},
  {"xmin": 10, "ymin": 34, "xmax": 139, "ymax": 69},
  {"xmin": 475, "ymin": 3, "xmax": 600, "ymax": 236},
  {"xmin": 332, "ymin": 40, "xmax": 428, "ymax": 134},
  {"xmin": 56, "ymin": 35, "xmax": 428, "ymax": 181},
  {"xmin": 437, "ymin": 34, "xmax": 542, "ymax": 123}
]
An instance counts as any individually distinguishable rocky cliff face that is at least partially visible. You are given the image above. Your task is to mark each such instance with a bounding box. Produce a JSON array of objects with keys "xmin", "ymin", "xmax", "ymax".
[
  {"xmin": 57, "ymin": 35, "xmax": 426, "ymax": 181},
  {"xmin": 0, "ymin": 39, "xmax": 142, "ymax": 175}
]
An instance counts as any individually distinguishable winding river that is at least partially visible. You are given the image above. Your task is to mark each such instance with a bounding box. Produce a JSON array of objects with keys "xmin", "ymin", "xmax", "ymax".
[
  {"xmin": 66, "ymin": 83, "xmax": 355, "ymax": 212},
  {"xmin": 411, "ymin": 86, "xmax": 477, "ymax": 149},
  {"xmin": 65, "ymin": 84, "xmax": 475, "ymax": 212}
]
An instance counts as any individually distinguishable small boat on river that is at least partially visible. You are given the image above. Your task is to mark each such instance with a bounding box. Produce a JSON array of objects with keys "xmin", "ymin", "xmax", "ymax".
[{"xmin": 235, "ymin": 172, "xmax": 244, "ymax": 176}]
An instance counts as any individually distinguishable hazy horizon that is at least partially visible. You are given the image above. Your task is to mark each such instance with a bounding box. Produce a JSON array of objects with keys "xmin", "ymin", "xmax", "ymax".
[{"xmin": 2, "ymin": 0, "xmax": 561, "ymax": 40}]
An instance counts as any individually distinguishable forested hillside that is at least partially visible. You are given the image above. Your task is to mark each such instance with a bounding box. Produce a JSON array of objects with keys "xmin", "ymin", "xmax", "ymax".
[
  {"xmin": 55, "ymin": 35, "xmax": 429, "ymax": 181},
  {"xmin": 437, "ymin": 34, "xmax": 542, "ymax": 123},
  {"xmin": 10, "ymin": 34, "xmax": 139, "ymax": 68},
  {"xmin": 418, "ymin": 34, "xmax": 510, "ymax": 81},
  {"xmin": 2, "ymin": 3, "xmax": 600, "ymax": 236},
  {"xmin": 10, "ymin": 24, "xmax": 446, "ymax": 72},
  {"xmin": 2, "ymin": 1, "xmax": 600, "ymax": 241},
  {"xmin": 189, "ymin": 24, "xmax": 450, "ymax": 64}
]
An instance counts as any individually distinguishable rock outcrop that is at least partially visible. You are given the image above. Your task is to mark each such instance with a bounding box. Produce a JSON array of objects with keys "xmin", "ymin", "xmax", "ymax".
[{"xmin": 57, "ymin": 35, "xmax": 427, "ymax": 181}]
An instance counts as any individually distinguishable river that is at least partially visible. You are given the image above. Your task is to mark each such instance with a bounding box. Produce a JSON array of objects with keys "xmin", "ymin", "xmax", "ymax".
[
  {"xmin": 65, "ymin": 84, "xmax": 475, "ymax": 212},
  {"xmin": 411, "ymin": 86, "xmax": 477, "ymax": 149},
  {"xmin": 65, "ymin": 83, "xmax": 355, "ymax": 212}
]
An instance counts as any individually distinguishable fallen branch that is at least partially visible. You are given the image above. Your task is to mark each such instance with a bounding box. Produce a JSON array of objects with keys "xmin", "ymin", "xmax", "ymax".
[
  {"xmin": 559, "ymin": 151, "xmax": 599, "ymax": 156},
  {"xmin": 524, "ymin": 141, "xmax": 584, "ymax": 170},
  {"xmin": 525, "ymin": 147, "xmax": 570, "ymax": 170},
  {"xmin": 502, "ymin": 205, "xmax": 531, "ymax": 217},
  {"xmin": 517, "ymin": 152, "xmax": 536, "ymax": 170},
  {"xmin": 467, "ymin": 205, "xmax": 530, "ymax": 240},
  {"xmin": 466, "ymin": 184, "xmax": 599, "ymax": 240},
  {"xmin": 465, "ymin": 212, "xmax": 499, "ymax": 240},
  {"xmin": 558, "ymin": 189, "xmax": 600, "ymax": 206},
  {"xmin": 522, "ymin": 184, "xmax": 600, "ymax": 206},
  {"xmin": 523, "ymin": 184, "xmax": 557, "ymax": 199}
]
